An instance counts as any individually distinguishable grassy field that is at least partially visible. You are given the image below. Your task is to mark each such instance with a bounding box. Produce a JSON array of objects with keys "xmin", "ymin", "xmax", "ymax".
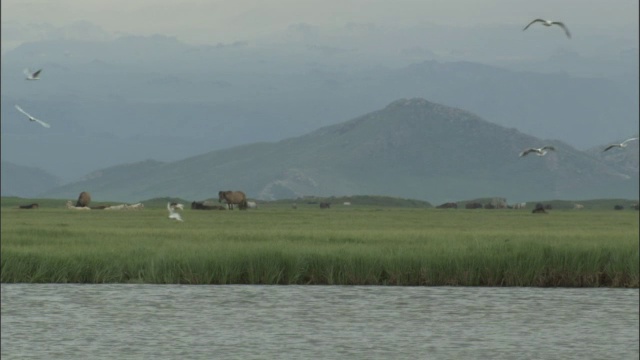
[{"xmin": 1, "ymin": 199, "xmax": 638, "ymax": 286}]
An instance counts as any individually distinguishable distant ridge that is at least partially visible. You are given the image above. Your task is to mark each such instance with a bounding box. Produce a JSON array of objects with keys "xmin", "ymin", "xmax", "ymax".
[{"xmin": 42, "ymin": 98, "xmax": 639, "ymax": 204}]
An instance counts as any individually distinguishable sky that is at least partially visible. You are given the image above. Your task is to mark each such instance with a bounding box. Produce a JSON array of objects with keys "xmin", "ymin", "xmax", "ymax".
[{"xmin": 2, "ymin": 0, "xmax": 638, "ymax": 53}]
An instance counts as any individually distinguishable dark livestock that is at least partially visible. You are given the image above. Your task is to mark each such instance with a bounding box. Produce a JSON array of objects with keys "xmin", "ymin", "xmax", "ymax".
[
  {"xmin": 465, "ymin": 202, "xmax": 483, "ymax": 209},
  {"xmin": 437, "ymin": 202, "xmax": 458, "ymax": 209},
  {"xmin": 19, "ymin": 203, "xmax": 39, "ymax": 209},
  {"xmin": 191, "ymin": 201, "xmax": 226, "ymax": 210},
  {"xmin": 484, "ymin": 203, "xmax": 496, "ymax": 209},
  {"xmin": 532, "ymin": 203, "xmax": 547, "ymax": 213},
  {"xmin": 614, "ymin": 205, "xmax": 624, "ymax": 210},
  {"xmin": 218, "ymin": 191, "xmax": 248, "ymax": 210},
  {"xmin": 76, "ymin": 191, "xmax": 92, "ymax": 207},
  {"xmin": 319, "ymin": 202, "xmax": 331, "ymax": 209}
]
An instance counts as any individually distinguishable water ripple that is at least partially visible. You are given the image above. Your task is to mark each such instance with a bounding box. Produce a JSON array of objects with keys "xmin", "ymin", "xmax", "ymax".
[{"xmin": 2, "ymin": 285, "xmax": 638, "ymax": 359}]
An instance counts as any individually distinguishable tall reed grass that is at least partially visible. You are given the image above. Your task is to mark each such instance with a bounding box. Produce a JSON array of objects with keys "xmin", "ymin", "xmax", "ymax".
[{"xmin": 1, "ymin": 206, "xmax": 638, "ymax": 286}]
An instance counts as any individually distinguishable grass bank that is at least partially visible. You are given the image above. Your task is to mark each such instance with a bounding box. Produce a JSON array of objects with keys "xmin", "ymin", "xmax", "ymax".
[{"xmin": 1, "ymin": 205, "xmax": 638, "ymax": 286}]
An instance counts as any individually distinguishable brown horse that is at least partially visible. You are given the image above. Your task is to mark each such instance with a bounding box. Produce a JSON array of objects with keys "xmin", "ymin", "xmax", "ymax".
[
  {"xmin": 218, "ymin": 191, "xmax": 248, "ymax": 210},
  {"xmin": 76, "ymin": 191, "xmax": 91, "ymax": 207}
]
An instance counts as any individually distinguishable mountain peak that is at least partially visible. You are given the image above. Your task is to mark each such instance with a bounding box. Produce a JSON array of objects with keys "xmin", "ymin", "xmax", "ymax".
[{"xmin": 385, "ymin": 98, "xmax": 435, "ymax": 109}]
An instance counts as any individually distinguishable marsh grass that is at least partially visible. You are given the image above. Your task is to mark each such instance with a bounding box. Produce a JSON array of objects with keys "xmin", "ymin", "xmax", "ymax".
[{"xmin": 1, "ymin": 206, "xmax": 638, "ymax": 286}]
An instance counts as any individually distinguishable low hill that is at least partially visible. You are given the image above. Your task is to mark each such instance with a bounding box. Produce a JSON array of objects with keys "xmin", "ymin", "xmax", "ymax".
[
  {"xmin": 0, "ymin": 162, "xmax": 62, "ymax": 198},
  {"xmin": 42, "ymin": 98, "xmax": 639, "ymax": 204}
]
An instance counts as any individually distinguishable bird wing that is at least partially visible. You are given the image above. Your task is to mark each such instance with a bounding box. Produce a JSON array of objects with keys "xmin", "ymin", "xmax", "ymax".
[
  {"xmin": 621, "ymin": 137, "xmax": 639, "ymax": 145},
  {"xmin": 523, "ymin": 19, "xmax": 545, "ymax": 31},
  {"xmin": 167, "ymin": 202, "xmax": 174, "ymax": 214},
  {"xmin": 32, "ymin": 69, "xmax": 42, "ymax": 78},
  {"xmin": 519, "ymin": 149, "xmax": 534, "ymax": 157},
  {"xmin": 603, "ymin": 145, "xmax": 617, "ymax": 152},
  {"xmin": 552, "ymin": 22, "xmax": 571, "ymax": 38},
  {"xmin": 14, "ymin": 105, "xmax": 33, "ymax": 118},
  {"xmin": 541, "ymin": 146, "xmax": 555, "ymax": 151},
  {"xmin": 33, "ymin": 118, "xmax": 51, "ymax": 128}
]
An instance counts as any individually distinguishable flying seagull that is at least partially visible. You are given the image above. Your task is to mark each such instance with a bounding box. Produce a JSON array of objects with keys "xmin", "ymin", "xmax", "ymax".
[
  {"xmin": 14, "ymin": 105, "xmax": 51, "ymax": 128},
  {"xmin": 523, "ymin": 19, "xmax": 571, "ymax": 38},
  {"xmin": 603, "ymin": 137, "xmax": 639, "ymax": 152},
  {"xmin": 519, "ymin": 146, "xmax": 556, "ymax": 157},
  {"xmin": 167, "ymin": 202, "xmax": 183, "ymax": 222},
  {"xmin": 24, "ymin": 68, "xmax": 42, "ymax": 80}
]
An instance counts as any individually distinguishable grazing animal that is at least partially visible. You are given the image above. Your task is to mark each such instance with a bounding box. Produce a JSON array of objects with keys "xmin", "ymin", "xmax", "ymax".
[
  {"xmin": 633, "ymin": 204, "xmax": 639, "ymax": 211},
  {"xmin": 319, "ymin": 202, "xmax": 331, "ymax": 209},
  {"xmin": 14, "ymin": 105, "xmax": 51, "ymax": 128},
  {"xmin": 513, "ymin": 202, "xmax": 527, "ymax": 210},
  {"xmin": 603, "ymin": 137, "xmax": 639, "ymax": 152},
  {"xmin": 218, "ymin": 191, "xmax": 248, "ymax": 210},
  {"xmin": 465, "ymin": 202, "xmax": 483, "ymax": 209},
  {"xmin": 167, "ymin": 202, "xmax": 183, "ymax": 222},
  {"xmin": 191, "ymin": 201, "xmax": 225, "ymax": 210},
  {"xmin": 573, "ymin": 204, "xmax": 584, "ymax": 210},
  {"xmin": 613, "ymin": 205, "xmax": 624, "ymax": 210},
  {"xmin": 246, "ymin": 201, "xmax": 257, "ymax": 209},
  {"xmin": 76, "ymin": 191, "xmax": 92, "ymax": 207},
  {"xmin": 292, "ymin": 204, "xmax": 298, "ymax": 209},
  {"xmin": 66, "ymin": 200, "xmax": 91, "ymax": 210},
  {"xmin": 519, "ymin": 146, "xmax": 555, "ymax": 157},
  {"xmin": 90, "ymin": 205, "xmax": 109, "ymax": 210},
  {"xmin": 523, "ymin": 19, "xmax": 571, "ymax": 38},
  {"xmin": 124, "ymin": 203, "xmax": 144, "ymax": 210},
  {"xmin": 343, "ymin": 202, "xmax": 352, "ymax": 206},
  {"xmin": 437, "ymin": 202, "xmax": 458, "ymax": 209},
  {"xmin": 105, "ymin": 204, "xmax": 126, "ymax": 210},
  {"xmin": 532, "ymin": 203, "xmax": 548, "ymax": 213},
  {"xmin": 19, "ymin": 203, "xmax": 39, "ymax": 209},
  {"xmin": 24, "ymin": 68, "xmax": 42, "ymax": 80}
]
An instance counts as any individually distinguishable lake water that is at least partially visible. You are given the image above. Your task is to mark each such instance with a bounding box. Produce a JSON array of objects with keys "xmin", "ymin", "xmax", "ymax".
[{"xmin": 1, "ymin": 284, "xmax": 638, "ymax": 359}]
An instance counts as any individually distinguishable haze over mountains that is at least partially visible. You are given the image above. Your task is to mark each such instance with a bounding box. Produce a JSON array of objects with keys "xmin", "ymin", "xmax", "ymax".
[
  {"xmin": 34, "ymin": 98, "xmax": 638, "ymax": 204},
  {"xmin": 0, "ymin": 32, "xmax": 637, "ymax": 184}
]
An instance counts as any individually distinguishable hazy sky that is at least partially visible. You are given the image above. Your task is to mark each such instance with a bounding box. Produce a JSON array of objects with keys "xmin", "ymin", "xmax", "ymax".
[{"xmin": 2, "ymin": 0, "xmax": 638, "ymax": 52}]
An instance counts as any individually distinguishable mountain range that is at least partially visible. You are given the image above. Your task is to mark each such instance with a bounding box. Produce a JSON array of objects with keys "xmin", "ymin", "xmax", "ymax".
[
  {"xmin": 1, "ymin": 35, "xmax": 637, "ymax": 183},
  {"xmin": 36, "ymin": 98, "xmax": 638, "ymax": 204}
]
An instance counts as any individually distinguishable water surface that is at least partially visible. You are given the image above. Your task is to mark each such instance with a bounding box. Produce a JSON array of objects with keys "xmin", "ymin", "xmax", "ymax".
[{"xmin": 2, "ymin": 285, "xmax": 638, "ymax": 359}]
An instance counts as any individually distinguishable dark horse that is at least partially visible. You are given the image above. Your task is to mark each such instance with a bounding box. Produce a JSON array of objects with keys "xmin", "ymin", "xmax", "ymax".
[{"xmin": 19, "ymin": 203, "xmax": 39, "ymax": 209}]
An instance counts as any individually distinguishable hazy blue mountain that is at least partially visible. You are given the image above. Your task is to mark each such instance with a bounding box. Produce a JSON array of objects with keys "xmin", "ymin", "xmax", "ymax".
[
  {"xmin": 1, "ymin": 161, "xmax": 62, "ymax": 197},
  {"xmin": 1, "ymin": 35, "xmax": 637, "ymax": 183},
  {"xmin": 42, "ymin": 98, "xmax": 638, "ymax": 204},
  {"xmin": 586, "ymin": 134, "xmax": 639, "ymax": 175}
]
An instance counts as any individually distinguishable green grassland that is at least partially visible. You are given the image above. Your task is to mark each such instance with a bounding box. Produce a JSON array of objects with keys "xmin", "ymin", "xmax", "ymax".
[{"xmin": 1, "ymin": 197, "xmax": 638, "ymax": 286}]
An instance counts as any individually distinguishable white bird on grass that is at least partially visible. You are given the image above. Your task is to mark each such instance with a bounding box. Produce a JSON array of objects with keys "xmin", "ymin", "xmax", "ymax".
[
  {"xmin": 519, "ymin": 146, "xmax": 556, "ymax": 157},
  {"xmin": 603, "ymin": 137, "xmax": 639, "ymax": 152},
  {"xmin": 167, "ymin": 202, "xmax": 183, "ymax": 222},
  {"xmin": 14, "ymin": 105, "xmax": 51, "ymax": 128},
  {"xmin": 24, "ymin": 68, "xmax": 42, "ymax": 80},
  {"xmin": 523, "ymin": 19, "xmax": 571, "ymax": 38}
]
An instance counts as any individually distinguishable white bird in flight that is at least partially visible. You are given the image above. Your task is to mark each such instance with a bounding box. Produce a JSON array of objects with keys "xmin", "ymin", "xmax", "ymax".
[
  {"xmin": 519, "ymin": 146, "xmax": 556, "ymax": 157},
  {"xmin": 523, "ymin": 19, "xmax": 571, "ymax": 38},
  {"xmin": 14, "ymin": 105, "xmax": 51, "ymax": 128},
  {"xmin": 24, "ymin": 68, "xmax": 42, "ymax": 80},
  {"xmin": 603, "ymin": 137, "xmax": 639, "ymax": 152},
  {"xmin": 167, "ymin": 202, "xmax": 183, "ymax": 222}
]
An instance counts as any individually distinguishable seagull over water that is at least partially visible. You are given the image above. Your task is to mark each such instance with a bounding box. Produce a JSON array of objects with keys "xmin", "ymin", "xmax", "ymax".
[
  {"xmin": 24, "ymin": 68, "xmax": 42, "ymax": 80},
  {"xmin": 167, "ymin": 202, "xmax": 183, "ymax": 222},
  {"xmin": 603, "ymin": 137, "xmax": 639, "ymax": 152},
  {"xmin": 519, "ymin": 146, "xmax": 556, "ymax": 157},
  {"xmin": 14, "ymin": 105, "xmax": 51, "ymax": 128},
  {"xmin": 523, "ymin": 19, "xmax": 571, "ymax": 38}
]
